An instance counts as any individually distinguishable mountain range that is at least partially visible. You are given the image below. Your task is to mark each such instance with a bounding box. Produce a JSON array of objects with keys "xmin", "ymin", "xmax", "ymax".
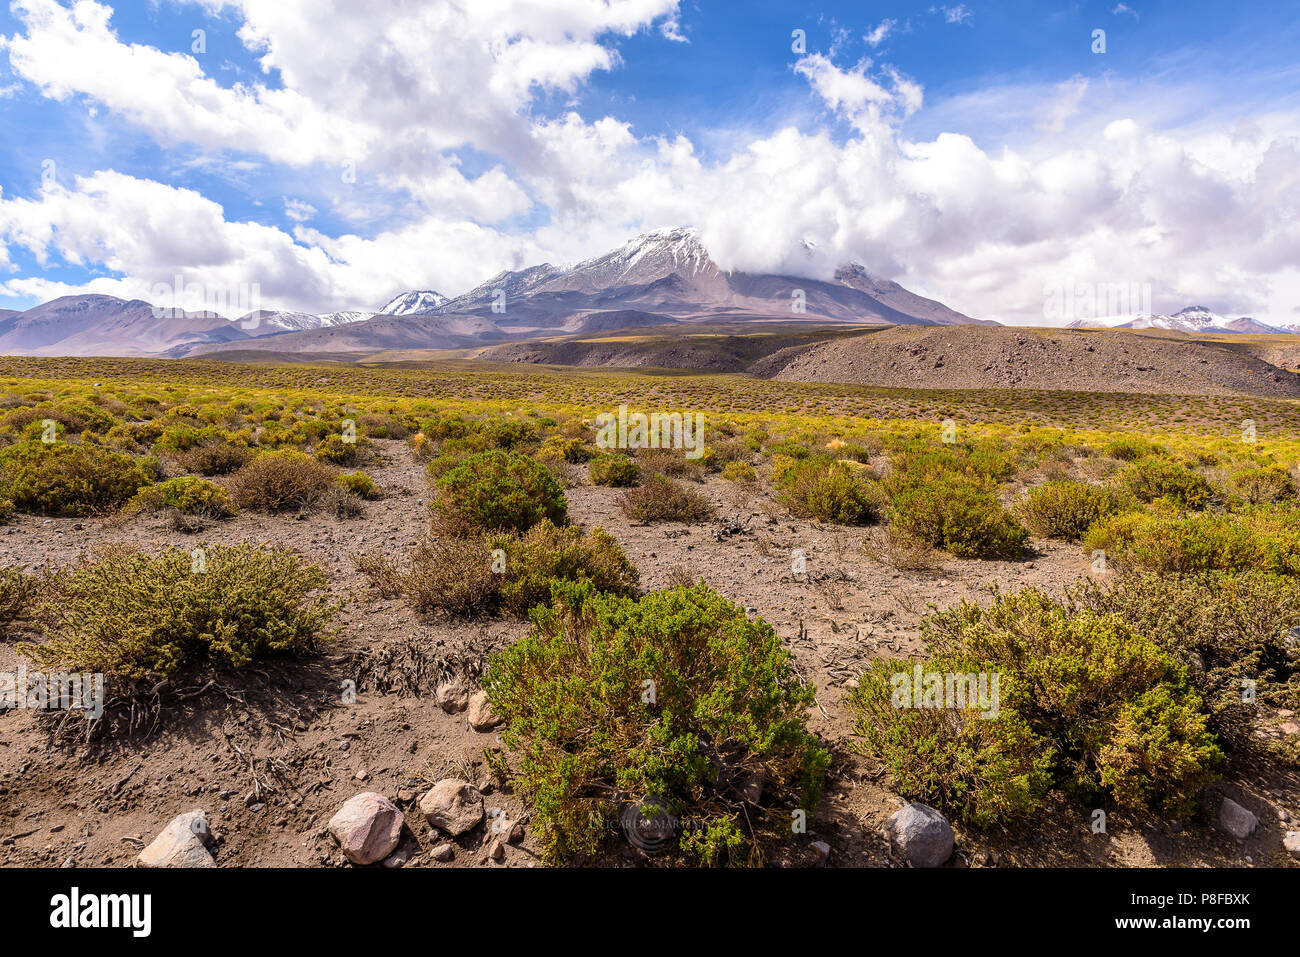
[
  {"xmin": 0, "ymin": 228, "xmax": 1293, "ymax": 358},
  {"xmin": 1066, "ymin": 305, "xmax": 1298, "ymax": 336}
]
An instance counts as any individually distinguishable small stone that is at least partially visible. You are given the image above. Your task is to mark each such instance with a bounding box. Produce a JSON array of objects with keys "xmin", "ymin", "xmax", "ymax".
[
  {"xmin": 327, "ymin": 792, "xmax": 404, "ymax": 866},
  {"xmin": 437, "ymin": 680, "xmax": 470, "ymax": 713},
  {"xmin": 1278, "ymin": 808, "xmax": 1290, "ymax": 823},
  {"xmin": 354, "ymin": 769, "xmax": 369, "ymax": 782},
  {"xmin": 466, "ymin": 691, "xmax": 503, "ymax": 732},
  {"xmin": 419, "ymin": 779, "xmax": 484, "ymax": 836},
  {"xmin": 431, "ymin": 843, "xmax": 455, "ymax": 862},
  {"xmin": 810, "ymin": 840, "xmax": 831, "ymax": 865},
  {"xmin": 487, "ymin": 838, "xmax": 505, "ymax": 862},
  {"xmin": 137, "ymin": 811, "xmax": 216, "ymax": 868},
  {"xmin": 1216, "ymin": 797, "xmax": 1259, "ymax": 841},
  {"xmin": 1283, "ymin": 832, "xmax": 1300, "ymax": 858},
  {"xmin": 508, "ymin": 822, "xmax": 525, "ymax": 844},
  {"xmin": 883, "ymin": 802, "xmax": 954, "ymax": 868}
]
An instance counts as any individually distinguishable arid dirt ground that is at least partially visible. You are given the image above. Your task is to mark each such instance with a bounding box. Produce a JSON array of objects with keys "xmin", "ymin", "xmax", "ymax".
[{"xmin": 1, "ymin": 438, "xmax": 1296, "ymax": 868}]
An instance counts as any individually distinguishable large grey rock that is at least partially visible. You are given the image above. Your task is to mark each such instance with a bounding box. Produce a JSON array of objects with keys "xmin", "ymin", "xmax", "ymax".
[
  {"xmin": 1284, "ymin": 831, "xmax": 1300, "ymax": 859},
  {"xmin": 883, "ymin": 802, "xmax": 953, "ymax": 868},
  {"xmin": 137, "ymin": 810, "xmax": 216, "ymax": 868},
  {"xmin": 1216, "ymin": 798, "xmax": 1259, "ymax": 841},
  {"xmin": 328, "ymin": 792, "xmax": 404, "ymax": 866},
  {"xmin": 419, "ymin": 779, "xmax": 484, "ymax": 836}
]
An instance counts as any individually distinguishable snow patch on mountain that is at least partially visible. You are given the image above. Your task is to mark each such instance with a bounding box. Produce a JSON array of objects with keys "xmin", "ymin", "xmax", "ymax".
[
  {"xmin": 380, "ymin": 291, "xmax": 447, "ymax": 316},
  {"xmin": 1066, "ymin": 306, "xmax": 1294, "ymax": 335}
]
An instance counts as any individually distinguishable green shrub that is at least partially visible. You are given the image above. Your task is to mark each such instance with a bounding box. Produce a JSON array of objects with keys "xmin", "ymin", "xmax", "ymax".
[
  {"xmin": 777, "ymin": 457, "xmax": 882, "ymax": 524},
  {"xmin": 889, "ymin": 440, "xmax": 1015, "ymax": 486},
  {"xmin": 394, "ymin": 521, "xmax": 639, "ymax": 619},
  {"xmin": 432, "ymin": 450, "xmax": 567, "ymax": 535},
  {"xmin": 721, "ymin": 461, "xmax": 756, "ymax": 482},
  {"xmin": 152, "ymin": 425, "xmax": 229, "ymax": 454},
  {"xmin": 0, "ymin": 442, "xmax": 154, "ymax": 516},
  {"xmin": 540, "ymin": 436, "xmax": 592, "ymax": 465},
  {"xmin": 1084, "ymin": 509, "xmax": 1300, "ymax": 576},
  {"xmin": 1069, "ymin": 571, "xmax": 1300, "ymax": 749},
  {"xmin": 20, "ymin": 544, "xmax": 341, "ymax": 684},
  {"xmin": 618, "ymin": 474, "xmax": 713, "ymax": 523},
  {"xmin": 635, "ymin": 448, "xmax": 706, "ymax": 479},
  {"xmin": 588, "ymin": 453, "xmax": 640, "ymax": 487},
  {"xmin": 1228, "ymin": 466, "xmax": 1296, "ymax": 505},
  {"xmin": 1019, "ymin": 480, "xmax": 1127, "ymax": 541},
  {"xmin": 0, "ymin": 564, "xmax": 41, "ymax": 636},
  {"xmin": 852, "ymin": 588, "xmax": 1222, "ymax": 824},
  {"xmin": 177, "ymin": 442, "xmax": 252, "ymax": 475},
  {"xmin": 1103, "ymin": 436, "xmax": 1164, "ymax": 461},
  {"xmin": 128, "ymin": 477, "xmax": 236, "ymax": 517},
  {"xmin": 337, "ymin": 472, "xmax": 381, "ymax": 500},
  {"xmin": 231, "ymin": 450, "xmax": 336, "ymax": 511},
  {"xmin": 1111, "ymin": 458, "xmax": 1213, "ymax": 509},
  {"xmin": 422, "ymin": 414, "xmax": 474, "ymax": 440},
  {"xmin": 314, "ymin": 434, "xmax": 370, "ymax": 466},
  {"xmin": 850, "ymin": 655, "xmax": 1054, "ymax": 826},
  {"xmin": 490, "ymin": 520, "xmax": 639, "ymax": 616},
  {"xmin": 889, "ymin": 477, "xmax": 1029, "ymax": 559},
  {"xmin": 481, "ymin": 417, "xmax": 538, "ymax": 450},
  {"xmin": 484, "ymin": 581, "xmax": 830, "ymax": 865},
  {"xmin": 766, "ymin": 440, "xmax": 810, "ymax": 459}
]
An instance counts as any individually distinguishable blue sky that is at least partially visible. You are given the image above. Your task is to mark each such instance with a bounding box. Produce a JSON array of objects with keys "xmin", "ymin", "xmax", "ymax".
[{"xmin": 0, "ymin": 0, "xmax": 1298, "ymax": 324}]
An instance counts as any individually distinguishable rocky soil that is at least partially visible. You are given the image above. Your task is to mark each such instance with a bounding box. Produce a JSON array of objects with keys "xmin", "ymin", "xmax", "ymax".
[
  {"xmin": 760, "ymin": 325, "xmax": 1300, "ymax": 397},
  {"xmin": 1, "ymin": 439, "xmax": 1297, "ymax": 869}
]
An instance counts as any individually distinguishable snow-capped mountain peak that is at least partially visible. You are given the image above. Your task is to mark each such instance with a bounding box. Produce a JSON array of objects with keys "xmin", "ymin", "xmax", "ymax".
[
  {"xmin": 1066, "ymin": 306, "xmax": 1294, "ymax": 335},
  {"xmin": 236, "ymin": 309, "xmax": 372, "ymax": 333},
  {"xmin": 1168, "ymin": 305, "xmax": 1222, "ymax": 330},
  {"xmin": 380, "ymin": 290, "xmax": 448, "ymax": 316},
  {"xmin": 547, "ymin": 226, "xmax": 717, "ymax": 292}
]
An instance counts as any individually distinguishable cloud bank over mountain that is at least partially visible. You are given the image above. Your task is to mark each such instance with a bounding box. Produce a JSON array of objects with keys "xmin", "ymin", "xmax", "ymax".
[{"xmin": 0, "ymin": 0, "xmax": 1297, "ymax": 326}]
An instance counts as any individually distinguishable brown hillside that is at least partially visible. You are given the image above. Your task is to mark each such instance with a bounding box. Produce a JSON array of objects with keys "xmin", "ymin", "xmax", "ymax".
[{"xmin": 762, "ymin": 325, "xmax": 1300, "ymax": 397}]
